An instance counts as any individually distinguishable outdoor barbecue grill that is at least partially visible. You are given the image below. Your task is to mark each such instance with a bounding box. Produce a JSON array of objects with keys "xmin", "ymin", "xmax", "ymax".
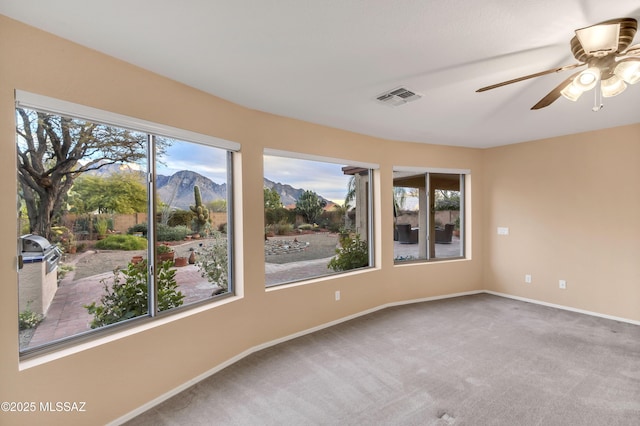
[{"xmin": 19, "ymin": 234, "xmax": 62, "ymax": 273}]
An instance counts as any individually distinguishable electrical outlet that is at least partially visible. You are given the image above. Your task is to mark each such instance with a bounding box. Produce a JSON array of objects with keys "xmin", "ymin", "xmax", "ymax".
[
  {"xmin": 559, "ymin": 280, "xmax": 567, "ymax": 289},
  {"xmin": 525, "ymin": 274, "xmax": 532, "ymax": 283},
  {"xmin": 497, "ymin": 227, "xmax": 509, "ymax": 235},
  {"xmin": 335, "ymin": 290, "xmax": 341, "ymax": 301}
]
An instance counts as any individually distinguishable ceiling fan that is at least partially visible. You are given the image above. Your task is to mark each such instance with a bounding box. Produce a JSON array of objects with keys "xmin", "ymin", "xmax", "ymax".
[{"xmin": 477, "ymin": 17, "xmax": 640, "ymax": 110}]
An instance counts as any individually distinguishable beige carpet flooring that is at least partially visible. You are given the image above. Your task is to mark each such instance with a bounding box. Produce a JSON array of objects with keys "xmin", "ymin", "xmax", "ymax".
[{"xmin": 124, "ymin": 294, "xmax": 640, "ymax": 425}]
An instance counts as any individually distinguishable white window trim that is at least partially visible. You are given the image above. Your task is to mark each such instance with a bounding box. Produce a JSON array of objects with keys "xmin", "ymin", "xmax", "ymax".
[
  {"xmin": 264, "ymin": 148, "xmax": 379, "ymax": 170},
  {"xmin": 393, "ymin": 166, "xmax": 471, "ymax": 175},
  {"xmin": 15, "ymin": 90, "xmax": 240, "ymax": 151}
]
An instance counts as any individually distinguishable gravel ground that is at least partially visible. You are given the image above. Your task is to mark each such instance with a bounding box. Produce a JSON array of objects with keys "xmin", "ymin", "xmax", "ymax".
[
  {"xmin": 63, "ymin": 233, "xmax": 340, "ymax": 280},
  {"xmin": 265, "ymin": 233, "xmax": 339, "ymax": 264}
]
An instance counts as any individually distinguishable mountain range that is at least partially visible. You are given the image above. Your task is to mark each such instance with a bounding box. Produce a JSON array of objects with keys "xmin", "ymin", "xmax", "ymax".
[{"xmin": 86, "ymin": 163, "xmax": 328, "ymax": 210}]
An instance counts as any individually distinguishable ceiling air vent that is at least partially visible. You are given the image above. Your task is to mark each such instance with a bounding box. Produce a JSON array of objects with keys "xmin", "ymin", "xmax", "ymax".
[{"xmin": 376, "ymin": 87, "xmax": 422, "ymax": 107}]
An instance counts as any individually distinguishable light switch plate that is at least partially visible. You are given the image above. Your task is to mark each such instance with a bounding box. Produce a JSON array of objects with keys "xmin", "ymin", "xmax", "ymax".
[{"xmin": 497, "ymin": 227, "xmax": 509, "ymax": 235}]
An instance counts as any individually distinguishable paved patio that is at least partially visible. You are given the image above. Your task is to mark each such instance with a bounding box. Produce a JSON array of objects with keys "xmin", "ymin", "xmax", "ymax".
[
  {"xmin": 394, "ymin": 236, "xmax": 462, "ymax": 260},
  {"xmin": 23, "ymin": 238, "xmax": 461, "ymax": 350}
]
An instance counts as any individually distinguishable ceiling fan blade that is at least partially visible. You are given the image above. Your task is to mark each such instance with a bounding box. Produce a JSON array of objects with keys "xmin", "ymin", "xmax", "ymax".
[
  {"xmin": 476, "ymin": 63, "xmax": 583, "ymax": 92},
  {"xmin": 621, "ymin": 43, "xmax": 640, "ymax": 57},
  {"xmin": 531, "ymin": 71, "xmax": 581, "ymax": 110}
]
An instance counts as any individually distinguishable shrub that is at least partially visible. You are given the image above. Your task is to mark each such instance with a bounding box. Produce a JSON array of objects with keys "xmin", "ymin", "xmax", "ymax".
[
  {"xmin": 95, "ymin": 234, "xmax": 148, "ymax": 250},
  {"xmin": 195, "ymin": 231, "xmax": 228, "ymax": 295},
  {"xmin": 19, "ymin": 304, "xmax": 43, "ymax": 330},
  {"xmin": 157, "ymin": 223, "xmax": 190, "ymax": 241},
  {"xmin": 50, "ymin": 226, "xmax": 75, "ymax": 249},
  {"xmin": 127, "ymin": 223, "xmax": 148, "ymax": 236},
  {"xmin": 265, "ymin": 207, "xmax": 295, "ymax": 225},
  {"xmin": 328, "ymin": 234, "xmax": 369, "ymax": 272},
  {"xmin": 57, "ymin": 263, "xmax": 74, "ymax": 283},
  {"xmin": 298, "ymin": 223, "xmax": 313, "ymax": 231},
  {"xmin": 167, "ymin": 209, "xmax": 194, "ymax": 227},
  {"xmin": 85, "ymin": 260, "xmax": 184, "ymax": 328},
  {"xmin": 94, "ymin": 216, "xmax": 110, "ymax": 235},
  {"xmin": 156, "ymin": 243, "xmax": 173, "ymax": 254},
  {"xmin": 274, "ymin": 220, "xmax": 293, "ymax": 235}
]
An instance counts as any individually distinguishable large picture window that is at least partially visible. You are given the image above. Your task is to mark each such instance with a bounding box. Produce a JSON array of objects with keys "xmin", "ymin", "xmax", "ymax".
[
  {"xmin": 263, "ymin": 151, "xmax": 375, "ymax": 286},
  {"xmin": 15, "ymin": 92, "xmax": 236, "ymax": 354},
  {"xmin": 393, "ymin": 169, "xmax": 467, "ymax": 262}
]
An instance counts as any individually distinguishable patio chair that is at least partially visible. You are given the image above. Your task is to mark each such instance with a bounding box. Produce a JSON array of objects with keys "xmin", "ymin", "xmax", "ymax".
[
  {"xmin": 435, "ymin": 223, "xmax": 454, "ymax": 243},
  {"xmin": 397, "ymin": 224, "xmax": 418, "ymax": 244}
]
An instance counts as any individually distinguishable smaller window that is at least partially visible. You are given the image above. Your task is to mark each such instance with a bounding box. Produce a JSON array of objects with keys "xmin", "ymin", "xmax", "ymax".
[{"xmin": 394, "ymin": 169, "xmax": 466, "ymax": 262}]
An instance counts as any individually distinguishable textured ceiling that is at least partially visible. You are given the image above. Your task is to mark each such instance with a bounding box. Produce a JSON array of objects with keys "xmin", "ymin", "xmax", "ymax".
[{"xmin": 1, "ymin": 0, "xmax": 640, "ymax": 148}]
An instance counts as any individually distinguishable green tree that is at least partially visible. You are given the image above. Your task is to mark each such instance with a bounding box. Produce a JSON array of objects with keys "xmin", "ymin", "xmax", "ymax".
[
  {"xmin": 264, "ymin": 187, "xmax": 283, "ymax": 209},
  {"xmin": 15, "ymin": 108, "xmax": 166, "ymax": 240},
  {"xmin": 295, "ymin": 190, "xmax": 326, "ymax": 224},
  {"xmin": 344, "ymin": 175, "xmax": 356, "ymax": 207},
  {"xmin": 207, "ymin": 199, "xmax": 227, "ymax": 212},
  {"xmin": 435, "ymin": 190, "xmax": 460, "ymax": 211},
  {"xmin": 70, "ymin": 173, "xmax": 147, "ymax": 214}
]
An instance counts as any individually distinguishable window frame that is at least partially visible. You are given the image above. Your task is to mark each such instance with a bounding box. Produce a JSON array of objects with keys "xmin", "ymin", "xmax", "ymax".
[
  {"xmin": 393, "ymin": 167, "xmax": 469, "ymax": 264},
  {"xmin": 15, "ymin": 91, "xmax": 239, "ymax": 356},
  {"xmin": 263, "ymin": 149, "xmax": 378, "ymax": 286}
]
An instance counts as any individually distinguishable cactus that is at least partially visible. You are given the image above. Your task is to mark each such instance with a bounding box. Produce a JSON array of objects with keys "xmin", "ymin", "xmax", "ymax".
[{"xmin": 189, "ymin": 185, "xmax": 210, "ymax": 233}]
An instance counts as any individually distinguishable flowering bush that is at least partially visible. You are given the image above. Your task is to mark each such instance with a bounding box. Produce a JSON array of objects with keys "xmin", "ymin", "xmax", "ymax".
[{"xmin": 195, "ymin": 231, "xmax": 228, "ymax": 295}]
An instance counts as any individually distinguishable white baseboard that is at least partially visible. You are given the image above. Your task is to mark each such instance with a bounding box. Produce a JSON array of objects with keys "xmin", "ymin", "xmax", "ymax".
[
  {"xmin": 110, "ymin": 288, "xmax": 637, "ymax": 424},
  {"xmin": 484, "ymin": 291, "xmax": 640, "ymax": 326}
]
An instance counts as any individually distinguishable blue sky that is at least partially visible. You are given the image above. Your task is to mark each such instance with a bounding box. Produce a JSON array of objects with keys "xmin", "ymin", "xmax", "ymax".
[{"xmin": 156, "ymin": 141, "xmax": 352, "ymax": 204}]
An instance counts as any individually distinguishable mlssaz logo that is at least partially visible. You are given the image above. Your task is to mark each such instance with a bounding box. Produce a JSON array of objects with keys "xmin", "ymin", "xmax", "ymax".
[{"xmin": 39, "ymin": 401, "xmax": 87, "ymax": 412}]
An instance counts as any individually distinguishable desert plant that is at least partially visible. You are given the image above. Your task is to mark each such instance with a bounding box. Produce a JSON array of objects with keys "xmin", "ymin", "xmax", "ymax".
[
  {"xmin": 57, "ymin": 263, "xmax": 75, "ymax": 283},
  {"xmin": 85, "ymin": 260, "xmax": 184, "ymax": 328},
  {"xmin": 295, "ymin": 190, "xmax": 326, "ymax": 224},
  {"xmin": 156, "ymin": 223, "xmax": 190, "ymax": 241},
  {"xmin": 95, "ymin": 234, "xmax": 148, "ymax": 250},
  {"xmin": 156, "ymin": 243, "xmax": 173, "ymax": 254},
  {"xmin": 195, "ymin": 231, "xmax": 228, "ymax": 295},
  {"xmin": 189, "ymin": 185, "xmax": 210, "ymax": 234},
  {"xmin": 94, "ymin": 217, "xmax": 109, "ymax": 236},
  {"xmin": 18, "ymin": 303, "xmax": 43, "ymax": 330},
  {"xmin": 328, "ymin": 234, "xmax": 369, "ymax": 272}
]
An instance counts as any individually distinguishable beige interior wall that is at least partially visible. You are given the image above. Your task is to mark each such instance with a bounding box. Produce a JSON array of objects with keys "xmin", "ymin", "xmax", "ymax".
[
  {"xmin": 0, "ymin": 16, "xmax": 484, "ymax": 425},
  {"xmin": 483, "ymin": 124, "xmax": 640, "ymax": 321}
]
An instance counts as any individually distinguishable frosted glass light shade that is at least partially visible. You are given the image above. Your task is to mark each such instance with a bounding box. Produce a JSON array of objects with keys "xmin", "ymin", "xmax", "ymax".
[
  {"xmin": 614, "ymin": 60, "xmax": 640, "ymax": 84},
  {"xmin": 560, "ymin": 82, "xmax": 584, "ymax": 101},
  {"xmin": 575, "ymin": 67, "xmax": 600, "ymax": 90},
  {"xmin": 600, "ymin": 75, "xmax": 627, "ymax": 97}
]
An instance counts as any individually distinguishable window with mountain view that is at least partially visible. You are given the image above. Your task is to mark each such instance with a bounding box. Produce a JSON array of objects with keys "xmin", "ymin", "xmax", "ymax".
[
  {"xmin": 263, "ymin": 152, "xmax": 374, "ymax": 286},
  {"xmin": 15, "ymin": 92, "xmax": 236, "ymax": 354}
]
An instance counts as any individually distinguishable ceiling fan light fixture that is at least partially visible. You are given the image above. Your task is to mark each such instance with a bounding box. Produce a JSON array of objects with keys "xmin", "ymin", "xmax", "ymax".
[
  {"xmin": 600, "ymin": 75, "xmax": 627, "ymax": 97},
  {"xmin": 575, "ymin": 23, "xmax": 621, "ymax": 57},
  {"xmin": 614, "ymin": 59, "xmax": 640, "ymax": 84},
  {"xmin": 574, "ymin": 67, "xmax": 601, "ymax": 90},
  {"xmin": 560, "ymin": 82, "xmax": 584, "ymax": 101}
]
